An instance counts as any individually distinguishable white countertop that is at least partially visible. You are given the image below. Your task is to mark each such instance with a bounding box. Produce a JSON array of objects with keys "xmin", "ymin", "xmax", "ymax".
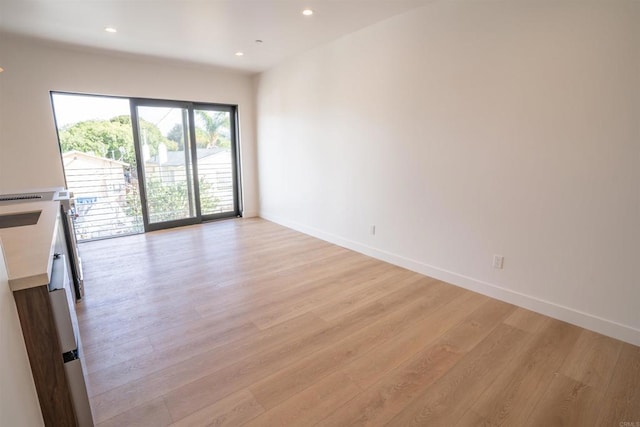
[{"xmin": 0, "ymin": 201, "xmax": 59, "ymax": 291}]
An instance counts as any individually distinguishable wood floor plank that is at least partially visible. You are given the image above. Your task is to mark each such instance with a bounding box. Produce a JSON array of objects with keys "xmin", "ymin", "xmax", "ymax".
[
  {"xmin": 560, "ymin": 329, "xmax": 623, "ymax": 389},
  {"xmin": 317, "ymin": 299, "xmax": 516, "ymax": 427},
  {"xmin": 193, "ymin": 257, "xmax": 382, "ymax": 322},
  {"xmin": 90, "ymin": 312, "xmax": 326, "ymax": 423},
  {"xmin": 169, "ymin": 389, "xmax": 264, "ymax": 427},
  {"xmin": 163, "ymin": 278, "xmax": 444, "ymax": 421},
  {"xmin": 436, "ymin": 298, "xmax": 517, "ymax": 354},
  {"xmin": 246, "ymin": 261, "xmax": 404, "ymax": 330},
  {"xmin": 147, "ymin": 317, "xmax": 259, "ymax": 354},
  {"xmin": 318, "ymin": 344, "xmax": 463, "ymax": 427},
  {"xmin": 455, "ymin": 319, "xmax": 582, "ymax": 427},
  {"xmin": 96, "ymin": 397, "xmax": 172, "ymax": 427},
  {"xmin": 86, "ymin": 321, "xmax": 259, "ymax": 397},
  {"xmin": 73, "ymin": 218, "xmax": 639, "ymax": 426},
  {"xmin": 503, "ymin": 307, "xmax": 550, "ymax": 333},
  {"xmin": 596, "ymin": 343, "xmax": 640, "ymax": 425},
  {"xmin": 309, "ymin": 268, "xmax": 419, "ymax": 322},
  {"xmin": 80, "ymin": 227, "xmax": 313, "ymax": 289},
  {"xmin": 79, "ymin": 302, "xmax": 203, "ymax": 348},
  {"xmin": 249, "ymin": 278, "xmax": 461, "ymax": 410},
  {"xmin": 523, "ymin": 328, "xmax": 625, "ymax": 426},
  {"xmin": 80, "ymin": 248, "xmax": 356, "ymax": 323},
  {"xmin": 79, "ymin": 241, "xmax": 349, "ymax": 318},
  {"xmin": 81, "ymin": 250, "xmax": 370, "ymax": 350},
  {"xmin": 83, "ymin": 336, "xmax": 154, "ymax": 374},
  {"xmin": 524, "ymin": 374, "xmax": 599, "ymax": 427},
  {"xmin": 385, "ymin": 323, "xmax": 528, "ymax": 426},
  {"xmin": 342, "ymin": 291, "xmax": 487, "ymax": 390},
  {"xmin": 243, "ymin": 371, "xmax": 361, "ymax": 427},
  {"xmin": 80, "ymin": 228, "xmax": 344, "ymax": 316}
]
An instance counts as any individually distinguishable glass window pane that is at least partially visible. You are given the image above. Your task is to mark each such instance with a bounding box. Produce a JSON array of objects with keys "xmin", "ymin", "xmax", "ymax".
[
  {"xmin": 194, "ymin": 109, "xmax": 234, "ymax": 216},
  {"xmin": 137, "ymin": 106, "xmax": 196, "ymax": 224}
]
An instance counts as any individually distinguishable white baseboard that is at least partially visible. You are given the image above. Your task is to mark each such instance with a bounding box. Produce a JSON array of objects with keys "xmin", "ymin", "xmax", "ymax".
[{"xmin": 260, "ymin": 211, "xmax": 640, "ymax": 346}]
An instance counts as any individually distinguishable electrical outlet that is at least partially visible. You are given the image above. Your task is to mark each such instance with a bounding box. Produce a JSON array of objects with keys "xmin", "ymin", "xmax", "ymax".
[
  {"xmin": 370, "ymin": 225, "xmax": 376, "ymax": 235},
  {"xmin": 493, "ymin": 255, "xmax": 504, "ymax": 269}
]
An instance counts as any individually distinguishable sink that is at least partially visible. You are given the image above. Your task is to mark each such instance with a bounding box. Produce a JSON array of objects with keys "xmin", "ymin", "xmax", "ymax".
[{"xmin": 0, "ymin": 210, "xmax": 42, "ymax": 229}]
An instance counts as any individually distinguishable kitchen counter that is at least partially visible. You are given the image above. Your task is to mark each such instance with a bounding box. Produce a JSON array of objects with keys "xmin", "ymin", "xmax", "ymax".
[{"xmin": 0, "ymin": 201, "xmax": 59, "ymax": 291}]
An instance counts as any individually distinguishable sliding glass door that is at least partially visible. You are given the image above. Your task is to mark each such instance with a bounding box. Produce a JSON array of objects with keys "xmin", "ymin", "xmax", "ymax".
[
  {"xmin": 131, "ymin": 100, "xmax": 240, "ymax": 232},
  {"xmin": 193, "ymin": 105, "xmax": 239, "ymax": 217}
]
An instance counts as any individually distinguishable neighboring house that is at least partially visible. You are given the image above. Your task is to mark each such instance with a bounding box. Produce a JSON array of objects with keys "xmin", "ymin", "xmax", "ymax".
[
  {"xmin": 62, "ymin": 150, "xmax": 129, "ymax": 200},
  {"xmin": 146, "ymin": 147, "xmax": 233, "ymax": 213},
  {"xmin": 62, "ymin": 151, "xmax": 141, "ymax": 239}
]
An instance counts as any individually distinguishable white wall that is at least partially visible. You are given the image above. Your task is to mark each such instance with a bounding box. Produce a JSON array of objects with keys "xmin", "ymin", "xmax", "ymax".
[
  {"xmin": 0, "ymin": 35, "xmax": 258, "ymax": 216},
  {"xmin": 0, "ymin": 241, "xmax": 43, "ymax": 426},
  {"xmin": 256, "ymin": 1, "xmax": 640, "ymax": 344}
]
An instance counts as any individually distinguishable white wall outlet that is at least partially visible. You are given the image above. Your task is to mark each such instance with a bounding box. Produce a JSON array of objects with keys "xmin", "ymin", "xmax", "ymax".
[
  {"xmin": 493, "ymin": 255, "xmax": 504, "ymax": 269},
  {"xmin": 370, "ymin": 225, "xmax": 376, "ymax": 235}
]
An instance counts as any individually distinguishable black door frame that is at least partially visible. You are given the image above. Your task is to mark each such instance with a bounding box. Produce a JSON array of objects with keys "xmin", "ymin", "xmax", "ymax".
[{"xmin": 192, "ymin": 103, "xmax": 242, "ymax": 221}]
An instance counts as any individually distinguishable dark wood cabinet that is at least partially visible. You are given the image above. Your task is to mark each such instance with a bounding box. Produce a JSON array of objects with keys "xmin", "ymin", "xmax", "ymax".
[{"xmin": 14, "ymin": 285, "xmax": 77, "ymax": 427}]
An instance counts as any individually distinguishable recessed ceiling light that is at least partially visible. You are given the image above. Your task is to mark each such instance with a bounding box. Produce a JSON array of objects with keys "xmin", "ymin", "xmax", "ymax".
[
  {"xmin": 302, "ymin": 9, "xmax": 314, "ymax": 16},
  {"xmin": 235, "ymin": 52, "xmax": 244, "ymax": 57},
  {"xmin": 104, "ymin": 27, "xmax": 117, "ymax": 33},
  {"xmin": 0, "ymin": 67, "xmax": 4, "ymax": 73}
]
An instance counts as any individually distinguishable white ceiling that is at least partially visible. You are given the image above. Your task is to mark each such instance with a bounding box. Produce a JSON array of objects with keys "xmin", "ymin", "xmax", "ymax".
[{"xmin": 0, "ymin": 0, "xmax": 430, "ymax": 73}]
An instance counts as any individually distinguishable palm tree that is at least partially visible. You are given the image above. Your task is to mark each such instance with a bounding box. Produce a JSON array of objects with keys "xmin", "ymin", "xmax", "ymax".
[{"xmin": 195, "ymin": 110, "xmax": 231, "ymax": 148}]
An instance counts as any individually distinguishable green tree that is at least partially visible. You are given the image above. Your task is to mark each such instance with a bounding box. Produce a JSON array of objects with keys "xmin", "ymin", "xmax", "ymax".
[
  {"xmin": 59, "ymin": 116, "xmax": 178, "ymax": 164},
  {"xmin": 125, "ymin": 177, "xmax": 219, "ymax": 222},
  {"xmin": 167, "ymin": 124, "xmax": 185, "ymax": 149},
  {"xmin": 195, "ymin": 111, "xmax": 231, "ymax": 148},
  {"xmin": 59, "ymin": 119, "xmax": 132, "ymax": 160},
  {"xmin": 168, "ymin": 123, "xmax": 214, "ymax": 149},
  {"xmin": 197, "ymin": 176, "xmax": 221, "ymax": 214}
]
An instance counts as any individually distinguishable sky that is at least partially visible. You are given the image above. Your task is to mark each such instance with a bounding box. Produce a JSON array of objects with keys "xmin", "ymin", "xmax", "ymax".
[
  {"xmin": 51, "ymin": 93, "xmax": 182, "ymax": 135},
  {"xmin": 51, "ymin": 93, "xmax": 130, "ymax": 127}
]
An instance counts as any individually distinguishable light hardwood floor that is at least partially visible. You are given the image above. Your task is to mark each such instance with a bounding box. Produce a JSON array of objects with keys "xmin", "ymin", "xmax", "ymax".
[{"xmin": 76, "ymin": 218, "xmax": 640, "ymax": 426}]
